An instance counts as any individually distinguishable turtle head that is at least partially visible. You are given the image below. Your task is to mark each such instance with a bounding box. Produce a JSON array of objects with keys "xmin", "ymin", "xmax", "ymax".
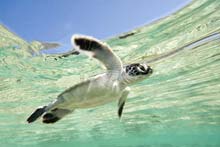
[{"xmin": 123, "ymin": 63, "xmax": 153, "ymax": 84}]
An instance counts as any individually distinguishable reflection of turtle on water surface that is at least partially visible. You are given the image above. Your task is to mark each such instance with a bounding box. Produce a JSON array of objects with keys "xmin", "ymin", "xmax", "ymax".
[{"xmin": 27, "ymin": 35, "xmax": 153, "ymax": 124}]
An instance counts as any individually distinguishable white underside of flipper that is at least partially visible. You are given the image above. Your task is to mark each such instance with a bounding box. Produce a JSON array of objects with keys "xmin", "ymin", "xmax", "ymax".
[{"xmin": 71, "ymin": 34, "xmax": 123, "ymax": 73}]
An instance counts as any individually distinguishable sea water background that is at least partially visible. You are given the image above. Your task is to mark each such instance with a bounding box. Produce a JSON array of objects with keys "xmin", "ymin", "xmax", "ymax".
[{"xmin": 0, "ymin": 0, "xmax": 220, "ymax": 146}]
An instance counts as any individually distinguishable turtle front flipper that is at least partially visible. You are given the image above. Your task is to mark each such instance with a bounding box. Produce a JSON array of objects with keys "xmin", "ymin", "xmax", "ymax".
[
  {"xmin": 72, "ymin": 34, "xmax": 123, "ymax": 72},
  {"xmin": 118, "ymin": 87, "xmax": 130, "ymax": 119}
]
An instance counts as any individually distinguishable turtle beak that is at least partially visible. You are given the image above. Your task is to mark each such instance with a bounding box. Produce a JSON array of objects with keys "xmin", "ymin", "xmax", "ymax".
[
  {"xmin": 138, "ymin": 64, "xmax": 153, "ymax": 75},
  {"xmin": 146, "ymin": 66, "xmax": 153, "ymax": 74}
]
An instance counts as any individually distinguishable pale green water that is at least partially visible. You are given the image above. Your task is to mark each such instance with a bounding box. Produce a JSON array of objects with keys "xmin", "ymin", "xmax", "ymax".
[{"xmin": 0, "ymin": 0, "xmax": 220, "ymax": 146}]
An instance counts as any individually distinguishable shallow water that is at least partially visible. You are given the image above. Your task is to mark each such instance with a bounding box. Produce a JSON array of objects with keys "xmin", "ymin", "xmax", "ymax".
[{"xmin": 0, "ymin": 0, "xmax": 220, "ymax": 146}]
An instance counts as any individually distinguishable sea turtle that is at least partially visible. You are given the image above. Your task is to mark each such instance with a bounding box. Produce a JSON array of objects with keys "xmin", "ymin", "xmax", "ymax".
[{"xmin": 27, "ymin": 35, "xmax": 153, "ymax": 124}]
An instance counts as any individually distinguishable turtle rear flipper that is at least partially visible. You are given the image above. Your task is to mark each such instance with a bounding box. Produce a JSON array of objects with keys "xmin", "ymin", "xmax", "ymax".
[
  {"xmin": 42, "ymin": 108, "xmax": 72, "ymax": 124},
  {"xmin": 27, "ymin": 106, "xmax": 46, "ymax": 123}
]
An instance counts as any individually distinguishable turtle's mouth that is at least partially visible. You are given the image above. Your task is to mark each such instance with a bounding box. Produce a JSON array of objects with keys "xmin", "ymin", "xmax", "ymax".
[
  {"xmin": 137, "ymin": 64, "xmax": 153, "ymax": 75},
  {"xmin": 126, "ymin": 63, "xmax": 153, "ymax": 76}
]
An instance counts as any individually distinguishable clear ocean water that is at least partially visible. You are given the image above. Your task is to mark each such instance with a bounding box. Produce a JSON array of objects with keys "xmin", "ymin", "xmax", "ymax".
[{"xmin": 0, "ymin": 0, "xmax": 220, "ymax": 146}]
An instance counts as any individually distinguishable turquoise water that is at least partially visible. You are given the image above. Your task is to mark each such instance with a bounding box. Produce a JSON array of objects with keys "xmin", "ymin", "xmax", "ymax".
[{"xmin": 0, "ymin": 0, "xmax": 220, "ymax": 146}]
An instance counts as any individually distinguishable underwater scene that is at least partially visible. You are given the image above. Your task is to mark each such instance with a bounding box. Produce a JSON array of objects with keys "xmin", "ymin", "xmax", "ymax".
[{"xmin": 0, "ymin": 0, "xmax": 220, "ymax": 146}]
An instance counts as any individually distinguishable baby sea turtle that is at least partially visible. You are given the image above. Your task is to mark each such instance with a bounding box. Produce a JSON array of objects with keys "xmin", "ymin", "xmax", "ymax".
[{"xmin": 27, "ymin": 35, "xmax": 153, "ymax": 124}]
